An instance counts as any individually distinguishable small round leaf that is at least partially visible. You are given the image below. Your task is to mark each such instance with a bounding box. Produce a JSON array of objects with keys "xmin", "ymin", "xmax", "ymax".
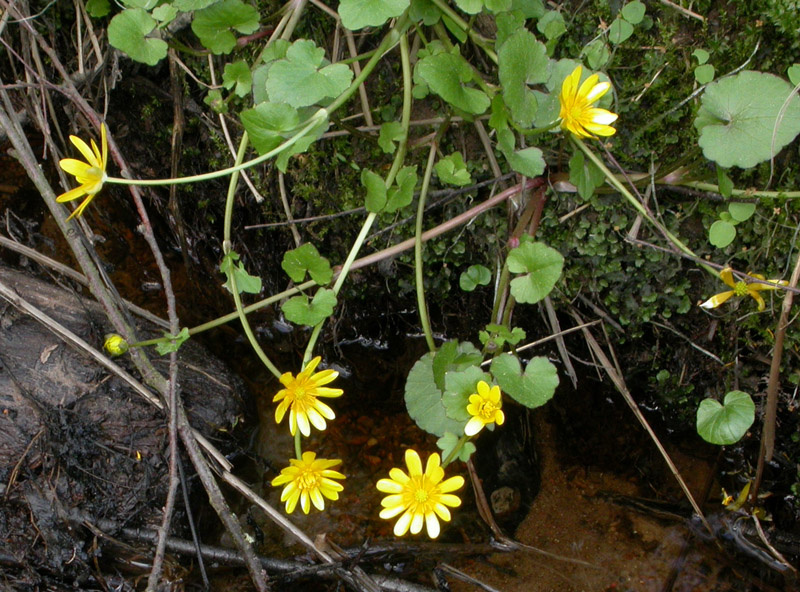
[{"xmin": 696, "ymin": 391, "xmax": 755, "ymax": 445}]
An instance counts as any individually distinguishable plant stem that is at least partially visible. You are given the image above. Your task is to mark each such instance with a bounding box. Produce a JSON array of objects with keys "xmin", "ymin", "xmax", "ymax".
[
  {"xmin": 442, "ymin": 435, "xmax": 469, "ymax": 467},
  {"xmin": 574, "ymin": 138, "xmax": 716, "ymax": 277},
  {"xmin": 415, "ymin": 139, "xmax": 439, "ymax": 353},
  {"xmin": 680, "ymin": 181, "xmax": 800, "ymax": 199},
  {"xmin": 222, "ymin": 132, "xmax": 282, "ymax": 380}
]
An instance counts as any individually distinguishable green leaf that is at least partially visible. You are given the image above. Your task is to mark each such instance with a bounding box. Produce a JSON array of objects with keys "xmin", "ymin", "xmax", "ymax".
[
  {"xmin": 275, "ymin": 116, "xmax": 329, "ymax": 172},
  {"xmin": 107, "ymin": 9, "xmax": 168, "ymax": 66},
  {"xmin": 222, "ymin": 60, "xmax": 252, "ymax": 97},
  {"xmin": 173, "ymin": 0, "xmax": 219, "ymax": 9},
  {"xmin": 152, "ymin": 4, "xmax": 178, "ymax": 23},
  {"xmin": 204, "ymin": 89, "xmax": 228, "ymax": 114},
  {"xmin": 716, "ymin": 166, "xmax": 733, "ymax": 198},
  {"xmin": 156, "ymin": 327, "xmax": 190, "ymax": 355},
  {"xmin": 692, "ymin": 48, "xmax": 710, "ymax": 65},
  {"xmin": 362, "ymin": 168, "xmax": 387, "ymax": 213},
  {"xmin": 435, "ymin": 152, "xmax": 472, "ymax": 186},
  {"xmin": 607, "ymin": 17, "xmax": 633, "ymax": 45},
  {"xmin": 378, "ymin": 121, "xmax": 405, "ymax": 154},
  {"xmin": 240, "ymin": 102, "xmax": 299, "ymax": 155},
  {"xmin": 694, "ymin": 64, "xmax": 715, "ymax": 85},
  {"xmin": 416, "ymin": 52, "xmax": 490, "ymax": 115},
  {"xmin": 437, "ymin": 432, "xmax": 476, "ymax": 462},
  {"xmin": 459, "ymin": 264, "xmax": 491, "ymax": 291},
  {"xmin": 788, "ymin": 64, "xmax": 800, "ymax": 87},
  {"xmin": 385, "ymin": 166, "xmax": 418, "ymax": 212},
  {"xmin": 536, "ymin": 10, "xmax": 566, "ymax": 41},
  {"xmin": 220, "ymin": 251, "xmax": 263, "ymax": 294},
  {"xmin": 511, "ymin": 0, "xmax": 544, "ymax": 18},
  {"xmin": 443, "ymin": 366, "xmax": 491, "ymax": 422},
  {"xmin": 192, "ymin": 0, "xmax": 259, "ymax": 54},
  {"xmin": 431, "ymin": 340, "xmax": 483, "ymax": 392},
  {"xmin": 728, "ymin": 202, "xmax": 756, "ymax": 222},
  {"xmin": 695, "ymin": 71, "xmax": 800, "ymax": 169},
  {"xmin": 708, "ymin": 220, "xmax": 736, "ymax": 248},
  {"xmin": 569, "ymin": 149, "xmax": 605, "ymax": 199},
  {"xmin": 453, "ymin": 0, "xmax": 483, "ymax": 14},
  {"xmin": 507, "ymin": 241, "xmax": 563, "ymax": 304},
  {"xmin": 281, "ymin": 288, "xmax": 337, "ymax": 326},
  {"xmin": 266, "ymin": 39, "xmax": 353, "ymax": 108},
  {"xmin": 583, "ymin": 38, "xmax": 610, "ymax": 70},
  {"xmin": 405, "ymin": 353, "xmax": 469, "ymax": 437},
  {"xmin": 281, "ymin": 243, "xmax": 333, "ymax": 285},
  {"xmin": 508, "ymin": 146, "xmax": 546, "ymax": 178},
  {"xmin": 621, "ymin": 0, "xmax": 645, "ymax": 24},
  {"xmin": 484, "ymin": 0, "xmax": 511, "ymax": 13},
  {"xmin": 696, "ymin": 391, "xmax": 755, "ymax": 445},
  {"xmin": 86, "ymin": 0, "xmax": 111, "ymax": 18},
  {"xmin": 409, "ymin": 0, "xmax": 441, "ymax": 25},
  {"xmin": 490, "ymin": 353, "xmax": 558, "ymax": 408},
  {"xmin": 339, "ymin": 0, "xmax": 410, "ymax": 30},
  {"xmin": 479, "ymin": 323, "xmax": 526, "ymax": 350},
  {"xmin": 498, "ymin": 29, "xmax": 548, "ymax": 127}
]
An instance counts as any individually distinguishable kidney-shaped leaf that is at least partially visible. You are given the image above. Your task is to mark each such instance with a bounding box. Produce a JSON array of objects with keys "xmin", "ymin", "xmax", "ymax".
[
  {"xmin": 405, "ymin": 353, "xmax": 468, "ymax": 437},
  {"xmin": 490, "ymin": 353, "xmax": 558, "ymax": 408},
  {"xmin": 696, "ymin": 390, "xmax": 755, "ymax": 445},
  {"xmin": 695, "ymin": 71, "xmax": 800, "ymax": 169},
  {"xmin": 339, "ymin": 0, "xmax": 410, "ymax": 30},
  {"xmin": 108, "ymin": 8, "xmax": 168, "ymax": 66},
  {"xmin": 416, "ymin": 52, "xmax": 490, "ymax": 115},
  {"xmin": 507, "ymin": 241, "xmax": 564, "ymax": 304}
]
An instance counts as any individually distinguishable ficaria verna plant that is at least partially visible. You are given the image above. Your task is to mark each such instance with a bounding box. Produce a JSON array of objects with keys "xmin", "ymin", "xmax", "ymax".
[{"xmin": 47, "ymin": 0, "xmax": 800, "ymax": 551}]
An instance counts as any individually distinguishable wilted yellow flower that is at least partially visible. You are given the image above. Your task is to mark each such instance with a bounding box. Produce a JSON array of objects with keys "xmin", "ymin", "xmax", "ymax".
[
  {"xmin": 273, "ymin": 356, "xmax": 343, "ymax": 437},
  {"xmin": 271, "ymin": 451, "xmax": 345, "ymax": 514},
  {"xmin": 376, "ymin": 449, "xmax": 464, "ymax": 539},
  {"xmin": 57, "ymin": 123, "xmax": 108, "ymax": 220},
  {"xmin": 700, "ymin": 268, "xmax": 787, "ymax": 312},
  {"xmin": 559, "ymin": 66, "xmax": 618, "ymax": 139},
  {"xmin": 103, "ymin": 333, "xmax": 129, "ymax": 357},
  {"xmin": 465, "ymin": 380, "xmax": 505, "ymax": 436}
]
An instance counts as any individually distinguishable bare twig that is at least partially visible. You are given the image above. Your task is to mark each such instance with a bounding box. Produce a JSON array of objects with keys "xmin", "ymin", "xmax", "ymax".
[{"xmin": 570, "ymin": 309, "xmax": 713, "ymax": 537}]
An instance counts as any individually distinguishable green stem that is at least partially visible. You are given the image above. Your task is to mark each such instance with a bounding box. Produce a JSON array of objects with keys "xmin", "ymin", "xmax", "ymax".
[
  {"xmin": 427, "ymin": 0, "xmax": 497, "ymax": 63},
  {"xmin": 574, "ymin": 138, "xmax": 717, "ymax": 277},
  {"xmin": 223, "ymin": 132, "xmax": 282, "ymax": 380},
  {"xmin": 442, "ymin": 435, "xmax": 469, "ymax": 467},
  {"xmin": 104, "ymin": 14, "xmax": 410, "ymax": 190},
  {"xmin": 301, "ymin": 31, "xmax": 414, "ymax": 365},
  {"xmin": 415, "ymin": 140, "xmax": 438, "ymax": 354},
  {"xmin": 294, "ymin": 431, "xmax": 302, "ymax": 460},
  {"xmin": 679, "ymin": 181, "xmax": 800, "ymax": 199}
]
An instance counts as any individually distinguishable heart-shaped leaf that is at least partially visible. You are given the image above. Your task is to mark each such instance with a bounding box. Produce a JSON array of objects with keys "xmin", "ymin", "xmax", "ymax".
[
  {"xmin": 192, "ymin": 0, "xmax": 259, "ymax": 54},
  {"xmin": 281, "ymin": 243, "xmax": 332, "ymax": 285},
  {"xmin": 507, "ymin": 241, "xmax": 564, "ymax": 304},
  {"xmin": 442, "ymin": 365, "xmax": 491, "ymax": 421},
  {"xmin": 696, "ymin": 391, "xmax": 755, "ymax": 445},
  {"xmin": 435, "ymin": 152, "xmax": 472, "ymax": 186},
  {"xmin": 405, "ymin": 353, "xmax": 469, "ymax": 437},
  {"xmin": 339, "ymin": 0, "xmax": 410, "ymax": 30},
  {"xmin": 498, "ymin": 29, "xmax": 548, "ymax": 127},
  {"xmin": 108, "ymin": 8, "xmax": 168, "ymax": 66},
  {"xmin": 281, "ymin": 288, "xmax": 337, "ymax": 326},
  {"xmin": 416, "ymin": 52, "xmax": 490, "ymax": 115},
  {"xmin": 695, "ymin": 71, "xmax": 800, "ymax": 169},
  {"xmin": 459, "ymin": 264, "xmax": 491, "ymax": 291},
  {"xmin": 490, "ymin": 353, "xmax": 558, "ymax": 408}
]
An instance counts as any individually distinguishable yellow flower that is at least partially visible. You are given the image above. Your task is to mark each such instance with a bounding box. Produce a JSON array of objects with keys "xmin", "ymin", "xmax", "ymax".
[
  {"xmin": 271, "ymin": 451, "xmax": 345, "ymax": 514},
  {"xmin": 464, "ymin": 380, "xmax": 505, "ymax": 436},
  {"xmin": 103, "ymin": 333, "xmax": 129, "ymax": 357},
  {"xmin": 700, "ymin": 268, "xmax": 787, "ymax": 312},
  {"xmin": 57, "ymin": 123, "xmax": 108, "ymax": 220},
  {"xmin": 273, "ymin": 356, "xmax": 343, "ymax": 436},
  {"xmin": 559, "ymin": 65, "xmax": 618, "ymax": 139},
  {"xmin": 376, "ymin": 449, "xmax": 464, "ymax": 539}
]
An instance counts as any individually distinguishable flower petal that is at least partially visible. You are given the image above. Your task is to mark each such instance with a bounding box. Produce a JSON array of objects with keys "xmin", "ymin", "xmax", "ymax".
[
  {"xmin": 700, "ymin": 290, "xmax": 735, "ymax": 309},
  {"xmin": 425, "ymin": 513, "xmax": 440, "ymax": 539},
  {"xmin": 405, "ymin": 449, "xmax": 423, "ymax": 476}
]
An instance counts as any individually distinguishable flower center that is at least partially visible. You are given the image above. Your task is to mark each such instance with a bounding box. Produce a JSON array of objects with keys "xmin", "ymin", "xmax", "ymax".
[
  {"xmin": 293, "ymin": 384, "xmax": 308, "ymax": 400},
  {"xmin": 478, "ymin": 401, "xmax": 497, "ymax": 419},
  {"xmin": 734, "ymin": 281, "xmax": 749, "ymax": 297},
  {"xmin": 299, "ymin": 469, "xmax": 320, "ymax": 490}
]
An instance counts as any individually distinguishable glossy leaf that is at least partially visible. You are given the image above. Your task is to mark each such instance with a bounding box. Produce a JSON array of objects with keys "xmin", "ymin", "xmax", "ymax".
[
  {"xmin": 281, "ymin": 243, "xmax": 333, "ymax": 285},
  {"xmin": 223, "ymin": 60, "xmax": 252, "ymax": 97},
  {"xmin": 459, "ymin": 264, "xmax": 491, "ymax": 291},
  {"xmin": 108, "ymin": 9, "xmax": 168, "ymax": 66},
  {"xmin": 507, "ymin": 241, "xmax": 564, "ymax": 304},
  {"xmin": 281, "ymin": 288, "xmax": 337, "ymax": 326},
  {"xmin": 416, "ymin": 52, "xmax": 490, "ymax": 115},
  {"xmin": 695, "ymin": 71, "xmax": 800, "ymax": 168},
  {"xmin": 708, "ymin": 220, "xmax": 736, "ymax": 248},
  {"xmin": 498, "ymin": 29, "xmax": 548, "ymax": 127},
  {"xmin": 405, "ymin": 352, "xmax": 469, "ymax": 437},
  {"xmin": 696, "ymin": 391, "xmax": 755, "ymax": 445},
  {"xmin": 220, "ymin": 251, "xmax": 262, "ymax": 294},
  {"xmin": 339, "ymin": 0, "xmax": 410, "ymax": 30},
  {"xmin": 490, "ymin": 353, "xmax": 558, "ymax": 408},
  {"xmin": 385, "ymin": 166, "xmax": 418, "ymax": 212},
  {"xmin": 192, "ymin": 0, "xmax": 259, "ymax": 54},
  {"xmin": 362, "ymin": 168, "xmax": 387, "ymax": 213}
]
